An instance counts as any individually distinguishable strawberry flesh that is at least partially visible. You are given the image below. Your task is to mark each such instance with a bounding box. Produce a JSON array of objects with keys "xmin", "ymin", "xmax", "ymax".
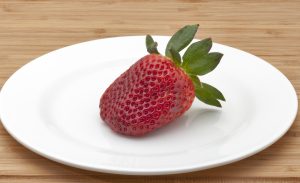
[{"xmin": 100, "ymin": 54, "xmax": 195, "ymax": 136}]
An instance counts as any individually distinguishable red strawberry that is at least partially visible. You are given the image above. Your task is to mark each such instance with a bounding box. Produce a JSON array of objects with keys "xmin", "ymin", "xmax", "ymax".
[{"xmin": 100, "ymin": 24, "xmax": 225, "ymax": 136}]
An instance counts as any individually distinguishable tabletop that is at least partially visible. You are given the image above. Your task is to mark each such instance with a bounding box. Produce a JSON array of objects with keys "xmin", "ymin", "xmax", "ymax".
[{"xmin": 0, "ymin": 0, "xmax": 299, "ymax": 182}]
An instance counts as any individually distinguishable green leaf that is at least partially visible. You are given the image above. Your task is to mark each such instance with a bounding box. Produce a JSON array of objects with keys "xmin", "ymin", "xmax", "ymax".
[
  {"xmin": 189, "ymin": 75, "xmax": 223, "ymax": 107},
  {"xmin": 189, "ymin": 75, "xmax": 202, "ymax": 87},
  {"xmin": 169, "ymin": 48, "xmax": 181, "ymax": 66},
  {"xmin": 185, "ymin": 52, "xmax": 223, "ymax": 76},
  {"xmin": 165, "ymin": 24, "xmax": 199, "ymax": 58},
  {"xmin": 201, "ymin": 82, "xmax": 225, "ymax": 101},
  {"xmin": 146, "ymin": 35, "xmax": 160, "ymax": 54},
  {"xmin": 195, "ymin": 87, "xmax": 222, "ymax": 107},
  {"xmin": 182, "ymin": 38, "xmax": 212, "ymax": 68}
]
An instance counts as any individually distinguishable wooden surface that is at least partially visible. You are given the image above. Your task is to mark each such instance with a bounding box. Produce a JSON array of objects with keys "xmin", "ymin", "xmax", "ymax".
[{"xmin": 0, "ymin": 0, "xmax": 299, "ymax": 182}]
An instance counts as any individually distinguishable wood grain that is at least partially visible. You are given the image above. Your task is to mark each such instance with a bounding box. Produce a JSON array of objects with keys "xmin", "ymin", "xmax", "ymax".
[{"xmin": 0, "ymin": 0, "xmax": 299, "ymax": 182}]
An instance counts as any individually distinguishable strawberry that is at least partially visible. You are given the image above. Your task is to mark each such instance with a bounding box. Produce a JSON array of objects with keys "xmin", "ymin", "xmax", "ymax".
[{"xmin": 100, "ymin": 24, "xmax": 225, "ymax": 136}]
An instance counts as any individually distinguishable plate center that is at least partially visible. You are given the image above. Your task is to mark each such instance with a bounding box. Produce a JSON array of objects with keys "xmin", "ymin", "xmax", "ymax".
[{"xmin": 39, "ymin": 58, "xmax": 252, "ymax": 156}]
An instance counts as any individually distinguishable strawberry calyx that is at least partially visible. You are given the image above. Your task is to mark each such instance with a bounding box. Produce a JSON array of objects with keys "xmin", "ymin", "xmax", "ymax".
[{"xmin": 145, "ymin": 24, "xmax": 225, "ymax": 107}]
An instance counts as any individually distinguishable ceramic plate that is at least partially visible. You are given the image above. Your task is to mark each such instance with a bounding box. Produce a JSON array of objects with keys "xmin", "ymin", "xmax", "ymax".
[{"xmin": 0, "ymin": 36, "xmax": 298, "ymax": 175}]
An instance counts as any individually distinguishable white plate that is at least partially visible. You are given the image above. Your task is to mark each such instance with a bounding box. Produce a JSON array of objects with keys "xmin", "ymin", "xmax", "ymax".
[{"xmin": 0, "ymin": 36, "xmax": 298, "ymax": 175}]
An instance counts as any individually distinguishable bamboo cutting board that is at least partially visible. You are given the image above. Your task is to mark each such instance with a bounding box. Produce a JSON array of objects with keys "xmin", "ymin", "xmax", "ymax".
[{"xmin": 0, "ymin": 0, "xmax": 299, "ymax": 182}]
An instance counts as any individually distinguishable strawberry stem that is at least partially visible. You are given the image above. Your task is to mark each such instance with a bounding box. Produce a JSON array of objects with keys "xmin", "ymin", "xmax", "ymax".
[{"xmin": 146, "ymin": 35, "xmax": 160, "ymax": 54}]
